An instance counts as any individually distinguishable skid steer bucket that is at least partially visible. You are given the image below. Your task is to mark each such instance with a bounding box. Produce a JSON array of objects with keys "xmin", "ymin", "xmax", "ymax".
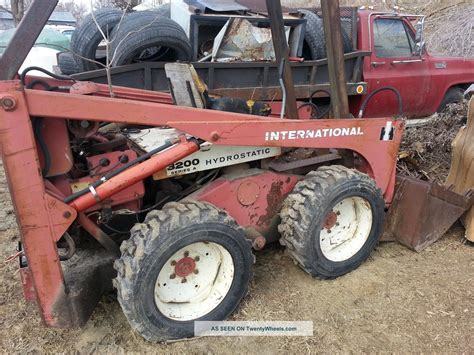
[{"xmin": 382, "ymin": 176, "xmax": 473, "ymax": 252}]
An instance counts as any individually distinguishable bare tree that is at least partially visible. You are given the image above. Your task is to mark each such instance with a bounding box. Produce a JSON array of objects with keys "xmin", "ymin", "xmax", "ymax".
[
  {"xmin": 57, "ymin": 1, "xmax": 89, "ymax": 23},
  {"xmin": 0, "ymin": 0, "xmax": 33, "ymax": 26},
  {"xmin": 94, "ymin": 0, "xmax": 141, "ymax": 11}
]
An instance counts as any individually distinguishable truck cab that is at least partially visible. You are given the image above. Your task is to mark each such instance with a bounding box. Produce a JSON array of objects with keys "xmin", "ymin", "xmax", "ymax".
[{"xmin": 356, "ymin": 10, "xmax": 474, "ymax": 118}]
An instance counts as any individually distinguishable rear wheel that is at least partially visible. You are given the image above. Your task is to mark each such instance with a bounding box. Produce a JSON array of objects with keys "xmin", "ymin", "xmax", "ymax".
[
  {"xmin": 437, "ymin": 87, "xmax": 464, "ymax": 112},
  {"xmin": 114, "ymin": 201, "xmax": 253, "ymax": 342},
  {"xmin": 279, "ymin": 165, "xmax": 385, "ymax": 279}
]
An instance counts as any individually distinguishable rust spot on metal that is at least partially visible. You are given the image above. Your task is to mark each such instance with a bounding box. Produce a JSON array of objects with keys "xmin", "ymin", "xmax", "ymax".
[
  {"xmin": 175, "ymin": 257, "xmax": 196, "ymax": 278},
  {"xmin": 258, "ymin": 180, "xmax": 284, "ymax": 227},
  {"xmin": 323, "ymin": 211, "xmax": 338, "ymax": 229}
]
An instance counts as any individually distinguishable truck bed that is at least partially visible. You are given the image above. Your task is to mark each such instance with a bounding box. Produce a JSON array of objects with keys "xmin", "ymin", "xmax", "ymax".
[{"xmin": 71, "ymin": 51, "xmax": 369, "ymax": 101}]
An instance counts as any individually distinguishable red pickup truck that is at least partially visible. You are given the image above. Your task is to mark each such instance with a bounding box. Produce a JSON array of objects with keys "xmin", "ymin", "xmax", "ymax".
[
  {"xmin": 354, "ymin": 11, "xmax": 474, "ymax": 118},
  {"xmin": 71, "ymin": 9, "xmax": 474, "ymax": 119}
]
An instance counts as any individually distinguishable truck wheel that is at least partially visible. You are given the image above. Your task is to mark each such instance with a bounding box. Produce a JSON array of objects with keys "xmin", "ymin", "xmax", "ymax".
[
  {"xmin": 70, "ymin": 8, "xmax": 123, "ymax": 72},
  {"xmin": 279, "ymin": 165, "xmax": 385, "ymax": 279},
  {"xmin": 111, "ymin": 12, "xmax": 192, "ymax": 66},
  {"xmin": 58, "ymin": 52, "xmax": 79, "ymax": 75},
  {"xmin": 299, "ymin": 9, "xmax": 352, "ymax": 60},
  {"xmin": 114, "ymin": 201, "xmax": 253, "ymax": 342},
  {"xmin": 437, "ymin": 87, "xmax": 465, "ymax": 112}
]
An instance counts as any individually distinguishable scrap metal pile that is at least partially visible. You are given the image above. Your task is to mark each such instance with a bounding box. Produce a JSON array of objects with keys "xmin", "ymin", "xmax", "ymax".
[
  {"xmin": 59, "ymin": 0, "xmax": 355, "ymax": 74},
  {"xmin": 397, "ymin": 102, "xmax": 468, "ymax": 182}
]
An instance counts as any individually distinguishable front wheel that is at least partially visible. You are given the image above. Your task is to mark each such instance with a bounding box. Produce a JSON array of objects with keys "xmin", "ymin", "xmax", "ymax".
[
  {"xmin": 114, "ymin": 201, "xmax": 253, "ymax": 342},
  {"xmin": 279, "ymin": 165, "xmax": 385, "ymax": 279}
]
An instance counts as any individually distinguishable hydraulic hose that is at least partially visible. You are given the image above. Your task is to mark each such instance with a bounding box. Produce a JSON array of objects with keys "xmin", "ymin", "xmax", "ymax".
[
  {"xmin": 33, "ymin": 118, "xmax": 51, "ymax": 177},
  {"xmin": 310, "ymin": 89, "xmax": 332, "ymax": 119},
  {"xmin": 20, "ymin": 66, "xmax": 73, "ymax": 86},
  {"xmin": 28, "ymin": 79, "xmax": 61, "ymax": 177},
  {"xmin": 358, "ymin": 86, "xmax": 403, "ymax": 118}
]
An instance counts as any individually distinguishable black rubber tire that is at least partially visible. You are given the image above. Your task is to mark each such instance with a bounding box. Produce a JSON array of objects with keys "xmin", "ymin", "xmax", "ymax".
[
  {"xmin": 57, "ymin": 52, "xmax": 79, "ymax": 75},
  {"xmin": 299, "ymin": 9, "xmax": 352, "ymax": 60},
  {"xmin": 70, "ymin": 8, "xmax": 123, "ymax": 72},
  {"xmin": 114, "ymin": 201, "xmax": 253, "ymax": 342},
  {"xmin": 278, "ymin": 165, "xmax": 385, "ymax": 279},
  {"xmin": 437, "ymin": 87, "xmax": 465, "ymax": 112},
  {"xmin": 110, "ymin": 12, "xmax": 192, "ymax": 66}
]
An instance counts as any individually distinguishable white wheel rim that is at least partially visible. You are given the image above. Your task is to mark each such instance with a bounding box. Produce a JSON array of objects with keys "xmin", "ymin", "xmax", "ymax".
[
  {"xmin": 319, "ymin": 197, "xmax": 373, "ymax": 262},
  {"xmin": 154, "ymin": 242, "xmax": 235, "ymax": 321}
]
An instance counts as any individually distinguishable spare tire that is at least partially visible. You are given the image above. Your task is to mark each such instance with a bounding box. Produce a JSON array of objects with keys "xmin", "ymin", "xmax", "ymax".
[
  {"xmin": 58, "ymin": 52, "xmax": 79, "ymax": 75},
  {"xmin": 71, "ymin": 8, "xmax": 123, "ymax": 72},
  {"xmin": 299, "ymin": 9, "xmax": 352, "ymax": 60},
  {"xmin": 110, "ymin": 12, "xmax": 192, "ymax": 66}
]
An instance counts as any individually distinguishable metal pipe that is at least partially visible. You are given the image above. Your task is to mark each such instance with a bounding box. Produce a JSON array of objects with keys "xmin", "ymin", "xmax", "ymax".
[
  {"xmin": 266, "ymin": 0, "xmax": 299, "ymax": 119},
  {"xmin": 0, "ymin": 0, "xmax": 59, "ymax": 80},
  {"xmin": 69, "ymin": 138, "xmax": 200, "ymax": 212},
  {"xmin": 278, "ymin": 60, "xmax": 287, "ymax": 119}
]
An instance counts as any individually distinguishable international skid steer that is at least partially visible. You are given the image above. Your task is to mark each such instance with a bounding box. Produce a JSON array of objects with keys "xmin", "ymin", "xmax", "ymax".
[{"xmin": 0, "ymin": 0, "xmax": 471, "ymax": 343}]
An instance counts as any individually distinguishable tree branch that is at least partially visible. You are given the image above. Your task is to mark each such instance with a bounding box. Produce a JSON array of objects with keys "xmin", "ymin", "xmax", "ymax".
[{"xmin": 0, "ymin": 5, "xmax": 13, "ymax": 15}]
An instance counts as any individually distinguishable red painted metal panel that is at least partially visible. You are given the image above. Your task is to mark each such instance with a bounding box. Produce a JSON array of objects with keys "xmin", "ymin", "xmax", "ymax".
[
  {"xmin": 0, "ymin": 82, "xmax": 76, "ymax": 326},
  {"xmin": 20, "ymin": 267, "xmax": 37, "ymax": 303},
  {"xmin": 189, "ymin": 171, "xmax": 302, "ymax": 236},
  {"xmin": 24, "ymin": 89, "xmax": 402, "ymax": 200}
]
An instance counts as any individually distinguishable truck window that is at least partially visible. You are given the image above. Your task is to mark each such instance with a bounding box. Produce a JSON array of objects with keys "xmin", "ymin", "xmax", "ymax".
[{"xmin": 374, "ymin": 19, "xmax": 415, "ymax": 57}]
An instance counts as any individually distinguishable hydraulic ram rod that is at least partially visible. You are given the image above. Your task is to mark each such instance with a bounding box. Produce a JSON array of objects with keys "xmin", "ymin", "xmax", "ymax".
[{"xmin": 68, "ymin": 137, "xmax": 199, "ymax": 212}]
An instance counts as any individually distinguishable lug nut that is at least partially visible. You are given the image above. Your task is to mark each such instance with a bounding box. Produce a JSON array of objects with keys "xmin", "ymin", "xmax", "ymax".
[
  {"xmin": 336, "ymin": 211, "xmax": 341, "ymax": 216},
  {"xmin": 327, "ymin": 229, "xmax": 332, "ymax": 233},
  {"xmin": 184, "ymin": 251, "xmax": 189, "ymax": 257},
  {"xmin": 194, "ymin": 269, "xmax": 199, "ymax": 274},
  {"xmin": 194, "ymin": 256, "xmax": 200, "ymax": 262},
  {"xmin": 170, "ymin": 274, "xmax": 176, "ymax": 279},
  {"xmin": 181, "ymin": 278, "xmax": 187, "ymax": 283},
  {"xmin": 171, "ymin": 260, "xmax": 176, "ymax": 266}
]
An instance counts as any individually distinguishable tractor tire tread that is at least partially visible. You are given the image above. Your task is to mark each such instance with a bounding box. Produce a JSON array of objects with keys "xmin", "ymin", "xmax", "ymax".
[
  {"xmin": 279, "ymin": 165, "xmax": 382, "ymax": 279},
  {"xmin": 114, "ymin": 200, "xmax": 249, "ymax": 342}
]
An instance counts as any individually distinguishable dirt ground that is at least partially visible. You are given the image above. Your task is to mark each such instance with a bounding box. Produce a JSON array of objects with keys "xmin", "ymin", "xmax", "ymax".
[{"xmin": 0, "ymin": 162, "xmax": 473, "ymax": 353}]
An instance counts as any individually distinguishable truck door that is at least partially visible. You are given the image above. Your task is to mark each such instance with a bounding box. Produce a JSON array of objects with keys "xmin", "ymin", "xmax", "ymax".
[{"xmin": 363, "ymin": 16, "xmax": 430, "ymax": 118}]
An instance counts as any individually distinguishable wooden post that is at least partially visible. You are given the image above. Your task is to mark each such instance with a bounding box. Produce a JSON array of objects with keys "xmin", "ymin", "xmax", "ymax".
[
  {"xmin": 266, "ymin": 0, "xmax": 299, "ymax": 119},
  {"xmin": 321, "ymin": 0, "xmax": 350, "ymax": 118},
  {"xmin": 447, "ymin": 98, "xmax": 474, "ymax": 241}
]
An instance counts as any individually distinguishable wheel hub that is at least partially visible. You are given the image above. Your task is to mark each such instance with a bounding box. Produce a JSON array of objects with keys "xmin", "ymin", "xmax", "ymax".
[
  {"xmin": 174, "ymin": 256, "xmax": 196, "ymax": 277},
  {"xmin": 323, "ymin": 211, "xmax": 338, "ymax": 229},
  {"xmin": 155, "ymin": 241, "xmax": 236, "ymax": 321},
  {"xmin": 320, "ymin": 197, "xmax": 373, "ymax": 262}
]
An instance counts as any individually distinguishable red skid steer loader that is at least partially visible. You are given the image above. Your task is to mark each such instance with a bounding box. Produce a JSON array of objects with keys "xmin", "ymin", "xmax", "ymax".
[{"xmin": 0, "ymin": 0, "xmax": 471, "ymax": 342}]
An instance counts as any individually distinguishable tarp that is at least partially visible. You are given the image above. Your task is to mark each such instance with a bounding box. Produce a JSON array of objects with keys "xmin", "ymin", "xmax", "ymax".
[{"xmin": 0, "ymin": 27, "xmax": 70, "ymax": 54}]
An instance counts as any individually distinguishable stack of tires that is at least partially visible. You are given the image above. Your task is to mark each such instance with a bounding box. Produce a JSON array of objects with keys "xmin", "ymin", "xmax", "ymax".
[{"xmin": 58, "ymin": 8, "xmax": 191, "ymax": 75}]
